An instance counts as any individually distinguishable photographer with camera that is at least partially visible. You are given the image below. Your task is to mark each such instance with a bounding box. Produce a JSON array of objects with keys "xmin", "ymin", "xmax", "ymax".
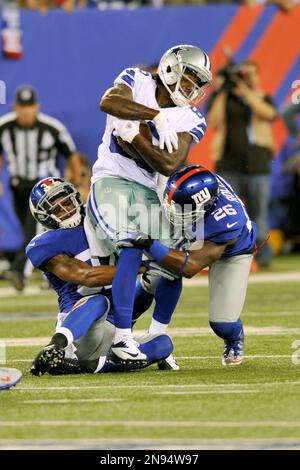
[{"xmin": 207, "ymin": 59, "xmax": 277, "ymax": 267}]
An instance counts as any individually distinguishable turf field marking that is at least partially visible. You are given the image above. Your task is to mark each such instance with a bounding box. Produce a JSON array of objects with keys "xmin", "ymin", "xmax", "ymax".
[
  {"xmin": 174, "ymin": 311, "xmax": 300, "ymax": 318},
  {"xmin": 153, "ymin": 390, "xmax": 261, "ymax": 395},
  {"xmin": 14, "ymin": 381, "xmax": 300, "ymax": 392},
  {"xmin": 183, "ymin": 271, "xmax": 300, "ymax": 286},
  {"xmin": 23, "ymin": 398, "xmax": 122, "ymax": 404},
  {"xmin": 0, "ymin": 287, "xmax": 57, "ymax": 297},
  {"xmin": 1, "ymin": 311, "xmax": 298, "ymax": 323},
  {"xmin": 9, "ymin": 354, "xmax": 293, "ymax": 363},
  {"xmin": 1, "ymin": 337, "xmax": 50, "ymax": 346},
  {"xmin": 0, "ymin": 313, "xmax": 54, "ymax": 321},
  {"xmin": 0, "ymin": 271, "xmax": 299, "ymax": 298},
  {"xmin": 176, "ymin": 355, "xmax": 292, "ymax": 359},
  {"xmin": 3, "ymin": 326, "xmax": 300, "ymax": 346},
  {"xmin": 2, "ymin": 420, "xmax": 300, "ymax": 428}
]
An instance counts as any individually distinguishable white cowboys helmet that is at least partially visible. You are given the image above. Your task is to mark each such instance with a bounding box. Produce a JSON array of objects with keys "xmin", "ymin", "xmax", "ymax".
[{"xmin": 157, "ymin": 44, "xmax": 212, "ymax": 108}]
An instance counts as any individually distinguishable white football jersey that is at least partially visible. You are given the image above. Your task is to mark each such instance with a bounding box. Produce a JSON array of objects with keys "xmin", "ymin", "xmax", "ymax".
[{"xmin": 92, "ymin": 68, "xmax": 207, "ymax": 191}]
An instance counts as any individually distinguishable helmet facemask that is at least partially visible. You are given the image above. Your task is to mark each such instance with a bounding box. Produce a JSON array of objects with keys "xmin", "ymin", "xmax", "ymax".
[
  {"xmin": 169, "ymin": 66, "xmax": 211, "ymax": 108},
  {"xmin": 30, "ymin": 182, "xmax": 83, "ymax": 229},
  {"xmin": 163, "ymin": 186, "xmax": 219, "ymax": 236},
  {"xmin": 158, "ymin": 45, "xmax": 212, "ymax": 108},
  {"xmin": 47, "ymin": 191, "xmax": 82, "ymax": 229},
  {"xmin": 163, "ymin": 196, "xmax": 205, "ymax": 229}
]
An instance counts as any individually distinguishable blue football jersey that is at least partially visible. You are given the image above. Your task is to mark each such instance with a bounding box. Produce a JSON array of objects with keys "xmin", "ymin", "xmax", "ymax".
[
  {"xmin": 175, "ymin": 175, "xmax": 257, "ymax": 256},
  {"xmin": 26, "ymin": 225, "xmax": 114, "ymax": 313}
]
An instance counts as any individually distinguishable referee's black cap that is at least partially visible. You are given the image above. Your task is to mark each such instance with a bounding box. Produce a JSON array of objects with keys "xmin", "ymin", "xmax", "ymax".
[{"xmin": 14, "ymin": 86, "xmax": 38, "ymax": 106}]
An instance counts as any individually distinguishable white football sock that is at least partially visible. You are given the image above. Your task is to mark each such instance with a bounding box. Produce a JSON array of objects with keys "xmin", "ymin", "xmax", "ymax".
[
  {"xmin": 148, "ymin": 318, "xmax": 168, "ymax": 335},
  {"xmin": 55, "ymin": 327, "xmax": 74, "ymax": 347},
  {"xmin": 114, "ymin": 328, "xmax": 132, "ymax": 344}
]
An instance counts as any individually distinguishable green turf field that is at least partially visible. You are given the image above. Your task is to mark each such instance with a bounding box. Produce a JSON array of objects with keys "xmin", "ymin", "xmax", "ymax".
[{"xmin": 1, "ymin": 254, "xmax": 300, "ymax": 449}]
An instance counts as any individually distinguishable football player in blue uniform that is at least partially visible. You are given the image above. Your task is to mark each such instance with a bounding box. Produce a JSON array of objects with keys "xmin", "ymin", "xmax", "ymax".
[
  {"xmin": 26, "ymin": 177, "xmax": 174, "ymax": 376},
  {"xmin": 116, "ymin": 165, "xmax": 257, "ymax": 366}
]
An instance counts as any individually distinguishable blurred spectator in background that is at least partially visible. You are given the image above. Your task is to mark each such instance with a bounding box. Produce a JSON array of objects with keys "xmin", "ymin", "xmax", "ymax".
[
  {"xmin": 244, "ymin": 0, "xmax": 298, "ymax": 13},
  {"xmin": 269, "ymin": 102, "xmax": 300, "ymax": 253},
  {"xmin": 64, "ymin": 152, "xmax": 92, "ymax": 203},
  {"xmin": 282, "ymin": 102, "xmax": 300, "ymax": 143},
  {"xmin": 0, "ymin": 85, "xmax": 83, "ymax": 291},
  {"xmin": 207, "ymin": 60, "xmax": 277, "ymax": 267},
  {"xmin": 14, "ymin": 0, "xmax": 300, "ymax": 10},
  {"xmin": 19, "ymin": 0, "xmax": 88, "ymax": 12}
]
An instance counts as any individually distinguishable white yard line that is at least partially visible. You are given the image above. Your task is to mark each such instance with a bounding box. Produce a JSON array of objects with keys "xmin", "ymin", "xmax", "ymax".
[
  {"xmin": 13, "ymin": 381, "xmax": 300, "ymax": 392},
  {"xmin": 3, "ymin": 325, "xmax": 300, "ymax": 347},
  {"xmin": 1, "ymin": 311, "xmax": 298, "ymax": 320},
  {"xmin": 176, "ymin": 355, "xmax": 292, "ymax": 359},
  {"xmin": 2, "ymin": 420, "xmax": 300, "ymax": 428},
  {"xmin": 23, "ymin": 398, "xmax": 121, "ymax": 404},
  {"xmin": 0, "ymin": 271, "xmax": 299, "ymax": 298},
  {"xmin": 8, "ymin": 354, "xmax": 293, "ymax": 363},
  {"xmin": 173, "ymin": 311, "xmax": 300, "ymax": 318},
  {"xmin": 1, "ymin": 337, "xmax": 50, "ymax": 346},
  {"xmin": 152, "ymin": 390, "xmax": 261, "ymax": 395},
  {"xmin": 0, "ymin": 286, "xmax": 56, "ymax": 298},
  {"xmin": 183, "ymin": 271, "xmax": 300, "ymax": 286}
]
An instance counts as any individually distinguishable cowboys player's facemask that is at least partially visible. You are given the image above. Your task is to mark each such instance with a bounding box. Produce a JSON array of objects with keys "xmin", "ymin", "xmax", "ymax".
[
  {"xmin": 29, "ymin": 177, "xmax": 83, "ymax": 230},
  {"xmin": 158, "ymin": 44, "xmax": 212, "ymax": 107}
]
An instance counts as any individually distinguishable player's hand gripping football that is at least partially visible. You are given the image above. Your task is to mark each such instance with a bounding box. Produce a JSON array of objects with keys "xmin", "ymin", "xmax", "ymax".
[
  {"xmin": 153, "ymin": 110, "xmax": 178, "ymax": 154},
  {"xmin": 113, "ymin": 119, "xmax": 140, "ymax": 143}
]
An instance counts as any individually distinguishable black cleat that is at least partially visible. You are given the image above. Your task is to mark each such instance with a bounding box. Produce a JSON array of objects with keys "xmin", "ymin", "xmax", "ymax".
[
  {"xmin": 30, "ymin": 344, "xmax": 65, "ymax": 376},
  {"xmin": 48, "ymin": 357, "xmax": 84, "ymax": 375}
]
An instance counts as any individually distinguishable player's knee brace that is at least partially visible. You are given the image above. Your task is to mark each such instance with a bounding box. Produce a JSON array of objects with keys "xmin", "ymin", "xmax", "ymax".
[{"xmin": 209, "ymin": 320, "xmax": 244, "ymax": 341}]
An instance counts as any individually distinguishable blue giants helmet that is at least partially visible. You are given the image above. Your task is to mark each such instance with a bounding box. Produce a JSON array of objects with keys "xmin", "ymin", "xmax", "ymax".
[
  {"xmin": 163, "ymin": 165, "xmax": 219, "ymax": 227},
  {"xmin": 29, "ymin": 177, "xmax": 83, "ymax": 230}
]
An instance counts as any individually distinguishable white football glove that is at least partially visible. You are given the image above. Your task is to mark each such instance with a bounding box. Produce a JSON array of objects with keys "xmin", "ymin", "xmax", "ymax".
[
  {"xmin": 113, "ymin": 119, "xmax": 140, "ymax": 144},
  {"xmin": 153, "ymin": 110, "xmax": 178, "ymax": 154},
  {"xmin": 145, "ymin": 261, "xmax": 179, "ymax": 281},
  {"xmin": 114, "ymin": 227, "xmax": 151, "ymax": 250}
]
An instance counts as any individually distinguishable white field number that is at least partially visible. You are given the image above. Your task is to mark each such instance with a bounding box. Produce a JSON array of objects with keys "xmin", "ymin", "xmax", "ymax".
[{"xmin": 291, "ymin": 340, "xmax": 300, "ymax": 365}]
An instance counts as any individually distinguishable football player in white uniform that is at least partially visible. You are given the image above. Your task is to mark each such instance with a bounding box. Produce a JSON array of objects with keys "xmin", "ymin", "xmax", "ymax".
[{"xmin": 87, "ymin": 45, "xmax": 212, "ymax": 364}]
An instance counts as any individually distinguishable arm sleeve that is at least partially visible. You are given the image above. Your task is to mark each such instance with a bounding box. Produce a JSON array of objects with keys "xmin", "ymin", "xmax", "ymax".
[
  {"xmin": 26, "ymin": 231, "xmax": 69, "ymax": 270},
  {"xmin": 114, "ymin": 68, "xmax": 137, "ymax": 90},
  {"xmin": 188, "ymin": 114, "xmax": 207, "ymax": 144}
]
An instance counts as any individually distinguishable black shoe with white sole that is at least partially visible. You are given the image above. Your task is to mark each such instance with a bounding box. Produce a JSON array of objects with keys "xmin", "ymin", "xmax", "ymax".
[{"xmin": 30, "ymin": 344, "xmax": 65, "ymax": 376}]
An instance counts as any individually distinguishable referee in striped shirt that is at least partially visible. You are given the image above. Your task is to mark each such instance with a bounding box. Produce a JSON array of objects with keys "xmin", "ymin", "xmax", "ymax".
[{"xmin": 0, "ymin": 85, "xmax": 82, "ymax": 291}]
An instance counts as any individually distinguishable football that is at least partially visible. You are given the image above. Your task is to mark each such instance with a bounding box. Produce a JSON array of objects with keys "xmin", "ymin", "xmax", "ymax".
[{"xmin": 116, "ymin": 121, "xmax": 153, "ymax": 161}]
